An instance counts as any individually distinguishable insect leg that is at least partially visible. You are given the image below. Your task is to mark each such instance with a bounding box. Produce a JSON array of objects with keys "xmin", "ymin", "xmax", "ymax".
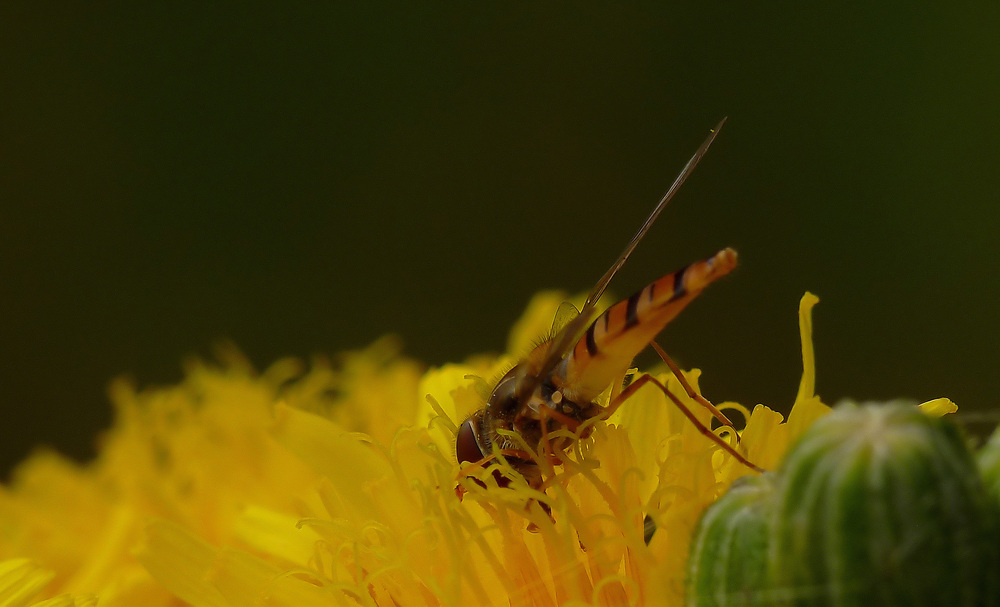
[
  {"xmin": 539, "ymin": 404, "xmax": 582, "ymax": 432},
  {"xmin": 535, "ymin": 407, "xmax": 578, "ymax": 470},
  {"xmin": 455, "ymin": 448, "xmax": 541, "ymax": 482},
  {"xmin": 456, "ymin": 452, "xmax": 500, "ymax": 478},
  {"xmin": 537, "ymin": 406, "xmax": 557, "ymax": 474},
  {"xmin": 650, "ymin": 340, "xmax": 740, "ymax": 435},
  {"xmin": 603, "ymin": 373, "xmax": 764, "ymax": 473}
]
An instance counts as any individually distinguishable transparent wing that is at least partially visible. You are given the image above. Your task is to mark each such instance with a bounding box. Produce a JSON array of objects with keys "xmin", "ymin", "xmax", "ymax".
[{"xmin": 550, "ymin": 301, "xmax": 581, "ymax": 337}]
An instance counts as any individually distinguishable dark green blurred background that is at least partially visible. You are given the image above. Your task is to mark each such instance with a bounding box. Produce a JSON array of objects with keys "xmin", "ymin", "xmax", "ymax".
[{"xmin": 2, "ymin": 4, "xmax": 998, "ymax": 476}]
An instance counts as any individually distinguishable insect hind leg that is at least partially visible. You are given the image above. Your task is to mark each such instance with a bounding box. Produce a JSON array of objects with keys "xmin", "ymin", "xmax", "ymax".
[
  {"xmin": 650, "ymin": 340, "xmax": 741, "ymax": 436},
  {"xmin": 602, "ymin": 371, "xmax": 764, "ymax": 473}
]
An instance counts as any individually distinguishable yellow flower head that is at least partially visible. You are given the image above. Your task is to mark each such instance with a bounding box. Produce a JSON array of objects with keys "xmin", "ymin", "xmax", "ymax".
[{"xmin": 0, "ymin": 293, "xmax": 954, "ymax": 606}]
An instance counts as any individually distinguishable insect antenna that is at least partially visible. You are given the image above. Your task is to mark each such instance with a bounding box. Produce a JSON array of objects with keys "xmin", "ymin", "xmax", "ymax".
[
  {"xmin": 582, "ymin": 116, "xmax": 727, "ymax": 315},
  {"xmin": 521, "ymin": 117, "xmax": 729, "ymax": 400}
]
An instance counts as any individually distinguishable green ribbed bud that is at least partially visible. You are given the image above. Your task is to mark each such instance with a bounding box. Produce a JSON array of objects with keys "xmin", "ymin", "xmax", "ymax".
[
  {"xmin": 687, "ymin": 473, "xmax": 775, "ymax": 607},
  {"xmin": 977, "ymin": 425, "xmax": 1000, "ymax": 504},
  {"xmin": 770, "ymin": 402, "xmax": 999, "ymax": 606}
]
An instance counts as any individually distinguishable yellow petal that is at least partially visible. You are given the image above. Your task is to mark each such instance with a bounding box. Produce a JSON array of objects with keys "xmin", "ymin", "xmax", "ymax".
[
  {"xmin": 133, "ymin": 520, "xmax": 228, "ymax": 607},
  {"xmin": 0, "ymin": 558, "xmax": 54, "ymax": 607},
  {"xmin": 919, "ymin": 397, "xmax": 958, "ymax": 417},
  {"xmin": 31, "ymin": 595, "xmax": 98, "ymax": 607},
  {"xmin": 731, "ymin": 404, "xmax": 787, "ymax": 474},
  {"xmin": 232, "ymin": 505, "xmax": 321, "ymax": 567},
  {"xmin": 794, "ymin": 292, "xmax": 820, "ymax": 405},
  {"xmin": 138, "ymin": 520, "xmax": 344, "ymax": 607},
  {"xmin": 270, "ymin": 403, "xmax": 392, "ymax": 524}
]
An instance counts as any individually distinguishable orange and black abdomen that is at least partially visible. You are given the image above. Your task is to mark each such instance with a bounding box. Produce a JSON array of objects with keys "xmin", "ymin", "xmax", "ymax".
[{"xmin": 562, "ymin": 248, "xmax": 738, "ymax": 401}]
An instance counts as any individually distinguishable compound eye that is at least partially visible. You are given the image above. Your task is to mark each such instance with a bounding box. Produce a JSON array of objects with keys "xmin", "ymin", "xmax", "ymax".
[{"xmin": 456, "ymin": 417, "xmax": 485, "ymax": 464}]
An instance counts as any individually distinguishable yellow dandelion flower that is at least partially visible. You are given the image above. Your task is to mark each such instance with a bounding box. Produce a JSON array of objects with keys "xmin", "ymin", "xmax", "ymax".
[
  {"xmin": 127, "ymin": 291, "xmax": 831, "ymax": 607},
  {"xmin": 0, "ymin": 292, "xmax": 955, "ymax": 606}
]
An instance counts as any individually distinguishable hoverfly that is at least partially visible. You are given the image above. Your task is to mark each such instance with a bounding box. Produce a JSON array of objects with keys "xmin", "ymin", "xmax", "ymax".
[{"xmin": 455, "ymin": 118, "xmax": 761, "ymax": 499}]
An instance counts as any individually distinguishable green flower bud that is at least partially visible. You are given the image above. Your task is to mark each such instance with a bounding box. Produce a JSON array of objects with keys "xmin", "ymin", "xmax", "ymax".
[
  {"xmin": 770, "ymin": 402, "xmax": 1000, "ymax": 606},
  {"xmin": 977, "ymin": 425, "xmax": 1000, "ymax": 503},
  {"xmin": 687, "ymin": 473, "xmax": 775, "ymax": 606}
]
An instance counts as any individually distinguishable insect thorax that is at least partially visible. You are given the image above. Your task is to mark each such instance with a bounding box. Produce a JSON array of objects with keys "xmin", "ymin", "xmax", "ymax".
[{"xmin": 482, "ymin": 364, "xmax": 600, "ymax": 455}]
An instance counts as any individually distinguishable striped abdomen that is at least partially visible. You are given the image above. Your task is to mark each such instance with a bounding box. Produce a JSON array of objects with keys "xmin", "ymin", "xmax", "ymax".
[{"xmin": 560, "ymin": 248, "xmax": 738, "ymax": 401}]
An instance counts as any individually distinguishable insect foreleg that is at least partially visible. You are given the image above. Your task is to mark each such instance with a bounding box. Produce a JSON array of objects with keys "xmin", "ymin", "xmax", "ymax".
[
  {"xmin": 535, "ymin": 406, "xmax": 558, "ymax": 482},
  {"xmin": 455, "ymin": 448, "xmax": 545, "ymax": 484}
]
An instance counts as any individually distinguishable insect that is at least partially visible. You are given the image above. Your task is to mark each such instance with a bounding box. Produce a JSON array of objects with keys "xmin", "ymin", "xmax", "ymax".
[{"xmin": 455, "ymin": 118, "xmax": 762, "ymax": 498}]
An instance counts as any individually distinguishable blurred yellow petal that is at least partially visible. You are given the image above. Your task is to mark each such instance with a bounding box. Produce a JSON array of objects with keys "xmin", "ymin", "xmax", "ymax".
[
  {"xmin": 0, "ymin": 558, "xmax": 54, "ymax": 607},
  {"xmin": 416, "ymin": 363, "xmax": 486, "ymax": 452},
  {"xmin": 32, "ymin": 595, "xmax": 98, "ymax": 607},
  {"xmin": 919, "ymin": 397, "xmax": 958, "ymax": 417},
  {"xmin": 231, "ymin": 505, "xmax": 320, "ymax": 567},
  {"xmin": 133, "ymin": 520, "xmax": 228, "ymax": 607},
  {"xmin": 507, "ymin": 290, "xmax": 571, "ymax": 356},
  {"xmin": 270, "ymin": 403, "xmax": 392, "ymax": 525}
]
